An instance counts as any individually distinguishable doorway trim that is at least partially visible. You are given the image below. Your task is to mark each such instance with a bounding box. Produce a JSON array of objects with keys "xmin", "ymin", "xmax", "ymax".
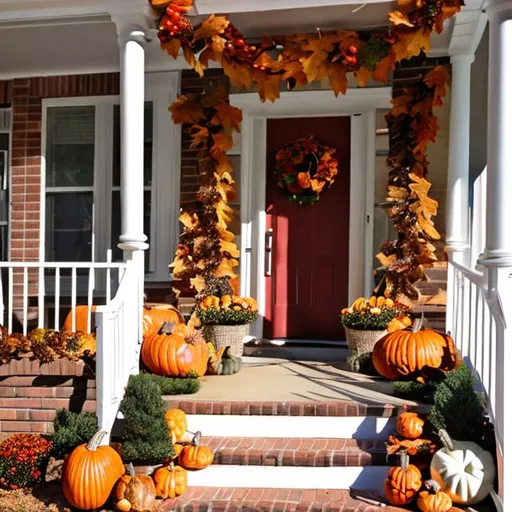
[{"xmin": 230, "ymin": 87, "xmax": 392, "ymax": 339}]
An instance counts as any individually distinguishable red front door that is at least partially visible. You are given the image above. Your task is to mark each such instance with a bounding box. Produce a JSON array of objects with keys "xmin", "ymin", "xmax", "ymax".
[{"xmin": 264, "ymin": 116, "xmax": 351, "ymax": 340}]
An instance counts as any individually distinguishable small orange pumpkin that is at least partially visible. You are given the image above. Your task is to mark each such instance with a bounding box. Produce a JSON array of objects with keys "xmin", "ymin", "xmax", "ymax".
[
  {"xmin": 143, "ymin": 304, "xmax": 185, "ymax": 337},
  {"xmin": 372, "ymin": 318, "xmax": 453, "ymax": 380},
  {"xmin": 384, "ymin": 452, "xmax": 423, "ymax": 506},
  {"xmin": 165, "ymin": 409, "xmax": 188, "ymax": 444},
  {"xmin": 153, "ymin": 464, "xmax": 188, "ymax": 499},
  {"xmin": 113, "ymin": 463, "xmax": 156, "ymax": 512},
  {"xmin": 178, "ymin": 445, "xmax": 214, "ymax": 470},
  {"xmin": 62, "ymin": 431, "xmax": 125, "ymax": 511},
  {"xmin": 141, "ymin": 319, "xmax": 208, "ymax": 377},
  {"xmin": 62, "ymin": 305, "xmax": 97, "ymax": 333},
  {"xmin": 396, "ymin": 412, "xmax": 425, "ymax": 440},
  {"xmin": 417, "ymin": 480, "xmax": 453, "ymax": 512}
]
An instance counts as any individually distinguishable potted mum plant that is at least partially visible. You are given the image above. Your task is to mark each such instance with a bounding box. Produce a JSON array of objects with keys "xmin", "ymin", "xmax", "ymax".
[
  {"xmin": 196, "ymin": 293, "xmax": 258, "ymax": 358},
  {"xmin": 341, "ymin": 296, "xmax": 411, "ymax": 355}
]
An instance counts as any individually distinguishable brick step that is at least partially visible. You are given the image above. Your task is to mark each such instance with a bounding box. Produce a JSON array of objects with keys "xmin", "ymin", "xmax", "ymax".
[
  {"xmin": 0, "ymin": 419, "xmax": 53, "ymax": 434},
  {"xmin": 161, "ymin": 487, "xmax": 390, "ymax": 512},
  {"xmin": 202, "ymin": 437, "xmax": 387, "ymax": 467},
  {"xmin": 163, "ymin": 399, "xmax": 397, "ymax": 417},
  {"xmin": 0, "ymin": 398, "xmax": 95, "ymax": 411},
  {"xmin": 415, "ymin": 280, "xmax": 447, "ymax": 294}
]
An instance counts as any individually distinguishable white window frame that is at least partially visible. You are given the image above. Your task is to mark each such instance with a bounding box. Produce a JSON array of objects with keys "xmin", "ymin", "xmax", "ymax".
[{"xmin": 41, "ymin": 71, "xmax": 181, "ymax": 285}]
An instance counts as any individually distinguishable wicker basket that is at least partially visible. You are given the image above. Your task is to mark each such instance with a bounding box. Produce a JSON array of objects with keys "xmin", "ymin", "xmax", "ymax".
[
  {"xmin": 345, "ymin": 327, "xmax": 387, "ymax": 356},
  {"xmin": 202, "ymin": 324, "xmax": 250, "ymax": 357}
]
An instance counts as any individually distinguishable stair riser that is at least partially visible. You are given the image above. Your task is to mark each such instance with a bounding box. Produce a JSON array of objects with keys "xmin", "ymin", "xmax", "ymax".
[
  {"xmin": 187, "ymin": 465, "xmax": 389, "ymax": 491},
  {"xmin": 187, "ymin": 415, "xmax": 396, "ymax": 440}
]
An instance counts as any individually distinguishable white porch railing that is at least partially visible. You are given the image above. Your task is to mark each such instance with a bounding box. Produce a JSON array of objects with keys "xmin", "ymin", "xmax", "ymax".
[
  {"xmin": 446, "ymin": 167, "xmax": 512, "ymax": 507},
  {"xmin": 0, "ymin": 256, "xmax": 143, "ymax": 440}
]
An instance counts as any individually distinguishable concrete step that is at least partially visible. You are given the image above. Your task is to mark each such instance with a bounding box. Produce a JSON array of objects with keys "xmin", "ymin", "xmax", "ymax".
[
  {"xmin": 203, "ymin": 436, "xmax": 388, "ymax": 467},
  {"xmin": 159, "ymin": 487, "xmax": 389, "ymax": 511}
]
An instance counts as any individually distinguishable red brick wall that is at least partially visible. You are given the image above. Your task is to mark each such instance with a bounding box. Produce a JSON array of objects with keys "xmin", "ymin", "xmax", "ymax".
[{"xmin": 9, "ymin": 74, "xmax": 119, "ymax": 314}]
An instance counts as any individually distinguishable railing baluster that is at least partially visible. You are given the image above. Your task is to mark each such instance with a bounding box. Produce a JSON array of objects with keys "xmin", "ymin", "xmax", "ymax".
[
  {"xmin": 54, "ymin": 268, "xmax": 60, "ymax": 331},
  {"xmin": 23, "ymin": 267, "xmax": 28, "ymax": 336},
  {"xmin": 71, "ymin": 267, "xmax": 77, "ymax": 332},
  {"xmin": 87, "ymin": 267, "xmax": 94, "ymax": 334},
  {"xmin": 106, "ymin": 250, "xmax": 112, "ymax": 305},
  {"xmin": 38, "ymin": 266, "xmax": 44, "ymax": 328},
  {"xmin": 8, "ymin": 268, "xmax": 13, "ymax": 334}
]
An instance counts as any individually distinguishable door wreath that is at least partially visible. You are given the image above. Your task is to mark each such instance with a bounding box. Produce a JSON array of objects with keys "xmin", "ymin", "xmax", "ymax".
[{"xmin": 274, "ymin": 136, "xmax": 339, "ymax": 205}]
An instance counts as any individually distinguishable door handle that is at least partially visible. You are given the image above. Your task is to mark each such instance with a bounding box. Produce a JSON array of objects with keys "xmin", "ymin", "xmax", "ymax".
[{"xmin": 265, "ymin": 228, "xmax": 273, "ymax": 277}]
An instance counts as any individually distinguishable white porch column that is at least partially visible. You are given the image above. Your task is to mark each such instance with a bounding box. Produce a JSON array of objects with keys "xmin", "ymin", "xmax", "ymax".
[
  {"xmin": 445, "ymin": 54, "xmax": 474, "ymax": 255},
  {"xmin": 116, "ymin": 20, "xmax": 149, "ymax": 350},
  {"xmin": 478, "ymin": 1, "xmax": 512, "ymax": 507}
]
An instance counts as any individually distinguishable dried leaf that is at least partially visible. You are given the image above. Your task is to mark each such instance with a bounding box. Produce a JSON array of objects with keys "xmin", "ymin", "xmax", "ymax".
[
  {"xmin": 354, "ymin": 66, "xmax": 373, "ymax": 87},
  {"xmin": 212, "ymin": 103, "xmax": 243, "ymax": 132},
  {"xmin": 162, "ymin": 39, "xmax": 182, "ymax": 59},
  {"xmin": 392, "ymin": 27, "xmax": 431, "ymax": 62},
  {"xmin": 193, "ymin": 15, "xmax": 230, "ymax": 42},
  {"xmin": 222, "ymin": 59, "xmax": 253, "ymax": 90},
  {"xmin": 190, "ymin": 276, "xmax": 205, "ymax": 293},
  {"xmin": 388, "ymin": 11, "xmax": 415, "ymax": 27},
  {"xmin": 170, "ymin": 95, "xmax": 205, "ymax": 124}
]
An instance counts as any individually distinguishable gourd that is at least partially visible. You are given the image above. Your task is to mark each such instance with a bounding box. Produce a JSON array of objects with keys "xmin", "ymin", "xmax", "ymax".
[
  {"xmin": 430, "ymin": 429, "xmax": 496, "ymax": 505},
  {"xmin": 396, "ymin": 412, "xmax": 424, "ymax": 440},
  {"xmin": 164, "ymin": 409, "xmax": 188, "ymax": 444},
  {"xmin": 207, "ymin": 345, "xmax": 242, "ymax": 376},
  {"xmin": 141, "ymin": 321, "xmax": 208, "ymax": 377},
  {"xmin": 384, "ymin": 452, "xmax": 423, "ymax": 506},
  {"xmin": 153, "ymin": 464, "xmax": 188, "ymax": 499},
  {"xmin": 113, "ymin": 463, "xmax": 156, "ymax": 512},
  {"xmin": 417, "ymin": 480, "xmax": 453, "ymax": 512},
  {"xmin": 372, "ymin": 318, "xmax": 457, "ymax": 380},
  {"xmin": 143, "ymin": 304, "xmax": 185, "ymax": 337},
  {"xmin": 62, "ymin": 430, "xmax": 125, "ymax": 510},
  {"xmin": 178, "ymin": 445, "xmax": 215, "ymax": 470}
]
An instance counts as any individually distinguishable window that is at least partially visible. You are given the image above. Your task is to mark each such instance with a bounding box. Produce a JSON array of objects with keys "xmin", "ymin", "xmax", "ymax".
[
  {"xmin": 44, "ymin": 101, "xmax": 155, "ymax": 273},
  {"xmin": 45, "ymin": 106, "xmax": 95, "ymax": 263}
]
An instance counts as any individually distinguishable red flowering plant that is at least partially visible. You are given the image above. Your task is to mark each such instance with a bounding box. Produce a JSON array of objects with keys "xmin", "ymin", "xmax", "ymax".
[
  {"xmin": 274, "ymin": 136, "xmax": 339, "ymax": 205},
  {"xmin": 0, "ymin": 434, "xmax": 52, "ymax": 489}
]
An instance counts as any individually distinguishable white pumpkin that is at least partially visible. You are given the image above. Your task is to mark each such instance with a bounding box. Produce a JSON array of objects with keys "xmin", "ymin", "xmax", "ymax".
[{"xmin": 430, "ymin": 430, "xmax": 495, "ymax": 505}]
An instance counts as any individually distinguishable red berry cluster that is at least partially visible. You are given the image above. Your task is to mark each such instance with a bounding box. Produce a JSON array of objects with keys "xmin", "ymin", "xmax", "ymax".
[
  {"xmin": 158, "ymin": 2, "xmax": 193, "ymax": 42},
  {"xmin": 224, "ymin": 24, "xmax": 261, "ymax": 66},
  {"xmin": 341, "ymin": 45, "xmax": 358, "ymax": 67}
]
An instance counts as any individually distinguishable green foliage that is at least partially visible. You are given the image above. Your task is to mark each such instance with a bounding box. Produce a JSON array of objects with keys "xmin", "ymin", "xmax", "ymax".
[
  {"xmin": 358, "ymin": 37, "xmax": 392, "ymax": 70},
  {"xmin": 51, "ymin": 409, "xmax": 98, "ymax": 459},
  {"xmin": 120, "ymin": 374, "xmax": 175, "ymax": 464},
  {"xmin": 392, "ymin": 364, "xmax": 488, "ymax": 445},
  {"xmin": 341, "ymin": 308, "xmax": 397, "ymax": 330},
  {"xmin": 145, "ymin": 374, "xmax": 201, "ymax": 395},
  {"xmin": 347, "ymin": 352, "xmax": 378, "ymax": 375},
  {"xmin": 202, "ymin": 277, "xmax": 233, "ymax": 299},
  {"xmin": 197, "ymin": 307, "xmax": 257, "ymax": 326}
]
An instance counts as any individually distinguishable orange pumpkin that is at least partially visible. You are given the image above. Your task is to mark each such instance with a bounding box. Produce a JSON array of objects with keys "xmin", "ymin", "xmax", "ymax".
[
  {"xmin": 384, "ymin": 452, "xmax": 423, "ymax": 506},
  {"xmin": 113, "ymin": 463, "xmax": 156, "ymax": 512},
  {"xmin": 178, "ymin": 445, "xmax": 214, "ymax": 470},
  {"xmin": 437, "ymin": 332, "xmax": 457, "ymax": 371},
  {"xmin": 417, "ymin": 480, "xmax": 453, "ymax": 512},
  {"xmin": 396, "ymin": 412, "xmax": 425, "ymax": 440},
  {"xmin": 165, "ymin": 409, "xmax": 188, "ymax": 444},
  {"xmin": 372, "ymin": 318, "xmax": 452, "ymax": 380},
  {"xmin": 62, "ymin": 305, "xmax": 97, "ymax": 333},
  {"xmin": 62, "ymin": 431, "xmax": 125, "ymax": 510},
  {"xmin": 153, "ymin": 464, "xmax": 188, "ymax": 499},
  {"xmin": 141, "ymin": 320, "xmax": 208, "ymax": 377},
  {"xmin": 143, "ymin": 303, "xmax": 185, "ymax": 337}
]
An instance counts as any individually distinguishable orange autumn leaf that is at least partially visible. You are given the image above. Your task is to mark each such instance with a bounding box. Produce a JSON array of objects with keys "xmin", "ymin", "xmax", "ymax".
[
  {"xmin": 297, "ymin": 172, "xmax": 311, "ymax": 189},
  {"xmin": 255, "ymin": 73, "xmax": 281, "ymax": 102},
  {"xmin": 179, "ymin": 211, "xmax": 199, "ymax": 230},
  {"xmin": 354, "ymin": 66, "xmax": 373, "ymax": 87},
  {"xmin": 435, "ymin": 5, "xmax": 462, "ymax": 33},
  {"xmin": 213, "ymin": 132, "xmax": 233, "ymax": 152},
  {"xmin": 222, "ymin": 59, "xmax": 253, "ymax": 90},
  {"xmin": 193, "ymin": 15, "xmax": 230, "ymax": 42},
  {"xmin": 389, "ymin": 95, "xmax": 412, "ymax": 117},
  {"xmin": 372, "ymin": 55, "xmax": 394, "ymax": 83},
  {"xmin": 392, "ymin": 27, "xmax": 431, "ymax": 62},
  {"xmin": 311, "ymin": 179, "xmax": 325, "ymax": 193},
  {"xmin": 215, "ymin": 258, "xmax": 238, "ymax": 279},
  {"xmin": 377, "ymin": 252, "xmax": 397, "ymax": 268},
  {"xmin": 212, "ymin": 103, "xmax": 243, "ymax": 132},
  {"xmin": 216, "ymin": 201, "xmax": 234, "ymax": 230},
  {"xmin": 220, "ymin": 239, "xmax": 240, "ymax": 258},
  {"xmin": 170, "ymin": 95, "xmax": 205, "ymax": 124},
  {"xmin": 161, "ymin": 39, "xmax": 182, "ymax": 59},
  {"xmin": 328, "ymin": 68, "xmax": 348, "ymax": 96},
  {"xmin": 424, "ymin": 66, "xmax": 450, "ymax": 106},
  {"xmin": 190, "ymin": 276, "xmax": 205, "ymax": 294}
]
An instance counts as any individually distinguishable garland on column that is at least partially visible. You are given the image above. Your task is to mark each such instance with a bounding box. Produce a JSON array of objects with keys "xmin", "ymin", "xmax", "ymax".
[
  {"xmin": 149, "ymin": 0, "xmax": 460, "ymax": 298},
  {"xmin": 377, "ymin": 66, "xmax": 449, "ymax": 299},
  {"xmin": 169, "ymin": 88, "xmax": 242, "ymax": 295}
]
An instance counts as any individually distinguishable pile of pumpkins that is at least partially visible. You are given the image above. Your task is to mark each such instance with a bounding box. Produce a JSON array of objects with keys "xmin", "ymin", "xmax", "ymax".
[
  {"xmin": 141, "ymin": 304, "xmax": 242, "ymax": 377},
  {"xmin": 384, "ymin": 411, "xmax": 496, "ymax": 511},
  {"xmin": 371, "ymin": 318, "xmax": 458, "ymax": 381},
  {"xmin": 61, "ymin": 408, "xmax": 213, "ymax": 511}
]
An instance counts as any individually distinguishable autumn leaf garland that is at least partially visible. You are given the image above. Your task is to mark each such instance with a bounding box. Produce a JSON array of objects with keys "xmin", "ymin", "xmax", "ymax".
[
  {"xmin": 377, "ymin": 66, "xmax": 450, "ymax": 299},
  {"xmin": 169, "ymin": 89, "xmax": 242, "ymax": 294},
  {"xmin": 150, "ymin": 0, "xmax": 463, "ymax": 102}
]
